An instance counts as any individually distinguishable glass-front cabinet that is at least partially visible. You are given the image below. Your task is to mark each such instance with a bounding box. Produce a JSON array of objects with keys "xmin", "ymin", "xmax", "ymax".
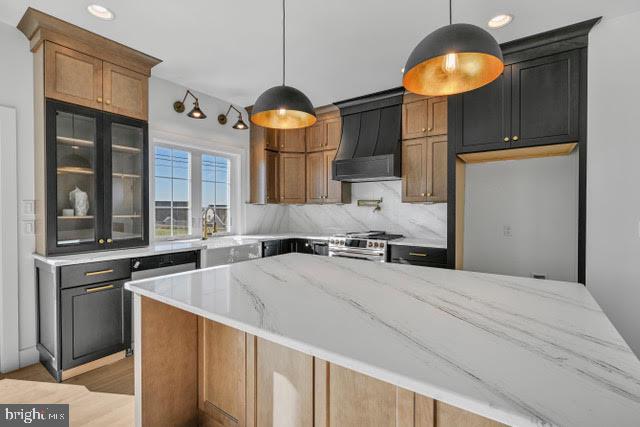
[{"xmin": 46, "ymin": 100, "xmax": 148, "ymax": 254}]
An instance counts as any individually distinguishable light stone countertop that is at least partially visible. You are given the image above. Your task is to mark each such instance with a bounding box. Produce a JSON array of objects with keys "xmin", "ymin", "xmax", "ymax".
[{"xmin": 125, "ymin": 253, "xmax": 640, "ymax": 427}]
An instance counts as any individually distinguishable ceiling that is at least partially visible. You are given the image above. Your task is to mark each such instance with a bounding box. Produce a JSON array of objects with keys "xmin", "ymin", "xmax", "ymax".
[{"xmin": 2, "ymin": 0, "xmax": 639, "ymax": 107}]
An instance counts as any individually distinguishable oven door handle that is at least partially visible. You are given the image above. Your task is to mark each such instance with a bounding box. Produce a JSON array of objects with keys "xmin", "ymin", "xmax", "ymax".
[{"xmin": 329, "ymin": 248, "xmax": 384, "ymax": 257}]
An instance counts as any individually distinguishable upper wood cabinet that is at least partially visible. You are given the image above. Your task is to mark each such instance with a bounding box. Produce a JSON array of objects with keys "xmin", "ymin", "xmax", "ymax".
[
  {"xmin": 306, "ymin": 150, "xmax": 350, "ymax": 204},
  {"xmin": 103, "ymin": 62, "xmax": 148, "ymax": 121},
  {"xmin": 453, "ymin": 49, "xmax": 582, "ymax": 154},
  {"xmin": 402, "ymin": 96, "xmax": 447, "ymax": 140},
  {"xmin": 266, "ymin": 150, "xmax": 280, "ymax": 203},
  {"xmin": 265, "ymin": 128, "xmax": 281, "ymax": 151},
  {"xmin": 44, "ymin": 42, "xmax": 103, "ymax": 110},
  {"xmin": 279, "ymin": 152, "xmax": 306, "ymax": 204},
  {"xmin": 306, "ymin": 115, "xmax": 341, "ymax": 152},
  {"xmin": 403, "ymin": 98, "xmax": 429, "ymax": 139},
  {"xmin": 45, "ymin": 44, "xmax": 148, "ymax": 120},
  {"xmin": 402, "ymin": 96, "xmax": 448, "ymax": 203},
  {"xmin": 19, "ymin": 8, "xmax": 159, "ymax": 122},
  {"xmin": 402, "ymin": 138, "xmax": 428, "ymax": 202},
  {"xmin": 281, "ymin": 128, "xmax": 306, "ymax": 152}
]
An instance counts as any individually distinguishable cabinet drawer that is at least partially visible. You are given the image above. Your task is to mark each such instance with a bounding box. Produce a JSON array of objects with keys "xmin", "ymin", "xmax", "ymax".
[
  {"xmin": 60, "ymin": 259, "xmax": 131, "ymax": 289},
  {"xmin": 389, "ymin": 245, "xmax": 447, "ymax": 266}
]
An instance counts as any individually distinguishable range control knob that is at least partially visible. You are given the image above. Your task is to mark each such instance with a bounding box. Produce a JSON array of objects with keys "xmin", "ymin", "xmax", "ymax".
[
  {"xmin": 368, "ymin": 242, "xmax": 373, "ymax": 247},
  {"xmin": 340, "ymin": 240, "xmax": 345, "ymax": 245},
  {"xmin": 374, "ymin": 242, "xmax": 379, "ymax": 248},
  {"xmin": 380, "ymin": 243, "xmax": 385, "ymax": 248}
]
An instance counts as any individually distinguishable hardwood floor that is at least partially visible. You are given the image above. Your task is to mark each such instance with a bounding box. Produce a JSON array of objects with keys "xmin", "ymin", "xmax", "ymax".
[{"xmin": 0, "ymin": 356, "xmax": 134, "ymax": 395}]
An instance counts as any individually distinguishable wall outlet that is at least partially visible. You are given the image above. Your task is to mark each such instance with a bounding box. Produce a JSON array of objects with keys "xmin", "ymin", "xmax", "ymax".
[
  {"xmin": 503, "ymin": 225, "xmax": 512, "ymax": 237},
  {"xmin": 22, "ymin": 220, "xmax": 34, "ymax": 235},
  {"xmin": 22, "ymin": 200, "xmax": 35, "ymax": 217}
]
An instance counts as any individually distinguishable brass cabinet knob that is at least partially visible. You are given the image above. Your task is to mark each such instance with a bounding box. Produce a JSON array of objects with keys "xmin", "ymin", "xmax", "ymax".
[
  {"xmin": 427, "ymin": 192, "xmax": 432, "ymax": 197},
  {"xmin": 105, "ymin": 99, "xmax": 111, "ymax": 105},
  {"xmin": 97, "ymin": 97, "xmax": 103, "ymax": 103},
  {"xmin": 512, "ymin": 136, "xmax": 519, "ymax": 141},
  {"xmin": 98, "ymin": 239, "xmax": 105, "ymax": 244},
  {"xmin": 421, "ymin": 128, "xmax": 426, "ymax": 132},
  {"xmin": 428, "ymin": 127, "xmax": 433, "ymax": 131},
  {"xmin": 503, "ymin": 137, "xmax": 510, "ymax": 142},
  {"xmin": 107, "ymin": 238, "xmax": 113, "ymax": 243},
  {"xmin": 421, "ymin": 193, "xmax": 425, "ymax": 197}
]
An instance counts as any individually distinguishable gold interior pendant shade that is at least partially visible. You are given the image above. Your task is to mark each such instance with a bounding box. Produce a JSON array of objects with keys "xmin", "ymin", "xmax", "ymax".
[
  {"xmin": 403, "ymin": 2, "xmax": 504, "ymax": 97},
  {"xmin": 250, "ymin": 0, "xmax": 316, "ymax": 129},
  {"xmin": 403, "ymin": 52, "xmax": 504, "ymax": 96}
]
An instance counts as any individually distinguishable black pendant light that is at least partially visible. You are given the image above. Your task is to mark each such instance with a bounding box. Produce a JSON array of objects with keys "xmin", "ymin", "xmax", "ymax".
[
  {"xmin": 403, "ymin": 0, "xmax": 504, "ymax": 96},
  {"xmin": 251, "ymin": 0, "xmax": 316, "ymax": 129}
]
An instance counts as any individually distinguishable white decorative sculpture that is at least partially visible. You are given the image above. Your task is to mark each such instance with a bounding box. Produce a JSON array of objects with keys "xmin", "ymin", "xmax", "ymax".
[{"xmin": 69, "ymin": 186, "xmax": 89, "ymax": 216}]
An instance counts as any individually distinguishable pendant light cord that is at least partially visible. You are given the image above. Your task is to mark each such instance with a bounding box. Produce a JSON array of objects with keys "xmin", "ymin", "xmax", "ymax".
[
  {"xmin": 282, "ymin": 0, "xmax": 286, "ymax": 86},
  {"xmin": 449, "ymin": 0, "xmax": 452, "ymax": 25}
]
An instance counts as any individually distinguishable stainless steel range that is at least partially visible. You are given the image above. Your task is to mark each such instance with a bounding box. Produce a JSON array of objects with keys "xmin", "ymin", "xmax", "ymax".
[{"xmin": 328, "ymin": 231, "xmax": 403, "ymax": 262}]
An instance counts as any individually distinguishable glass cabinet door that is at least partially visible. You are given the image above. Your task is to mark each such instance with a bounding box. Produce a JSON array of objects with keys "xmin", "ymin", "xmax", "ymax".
[
  {"xmin": 53, "ymin": 106, "xmax": 101, "ymax": 248},
  {"xmin": 108, "ymin": 117, "xmax": 147, "ymax": 244}
]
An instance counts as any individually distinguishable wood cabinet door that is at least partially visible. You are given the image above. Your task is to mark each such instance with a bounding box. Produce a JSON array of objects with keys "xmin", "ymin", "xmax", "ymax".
[
  {"xmin": 103, "ymin": 62, "xmax": 148, "ymax": 121},
  {"xmin": 199, "ymin": 318, "xmax": 246, "ymax": 427},
  {"xmin": 282, "ymin": 128, "xmax": 306, "ymax": 152},
  {"xmin": 44, "ymin": 42, "xmax": 103, "ymax": 110},
  {"xmin": 279, "ymin": 153, "xmax": 305, "ymax": 203},
  {"xmin": 266, "ymin": 150, "xmax": 279, "ymax": 203},
  {"xmin": 402, "ymin": 99, "xmax": 429, "ymax": 139},
  {"xmin": 254, "ymin": 338, "xmax": 313, "ymax": 427},
  {"xmin": 426, "ymin": 136, "xmax": 448, "ymax": 203},
  {"xmin": 427, "ymin": 97, "xmax": 447, "ymax": 136},
  {"xmin": 510, "ymin": 50, "xmax": 580, "ymax": 148},
  {"xmin": 436, "ymin": 402, "xmax": 506, "ymax": 427},
  {"xmin": 250, "ymin": 126, "xmax": 267, "ymax": 204},
  {"xmin": 324, "ymin": 150, "xmax": 347, "ymax": 203},
  {"xmin": 265, "ymin": 128, "xmax": 281, "ymax": 151},
  {"xmin": 402, "ymin": 138, "xmax": 428, "ymax": 202},
  {"xmin": 325, "ymin": 118, "xmax": 342, "ymax": 150},
  {"xmin": 305, "ymin": 120, "xmax": 326, "ymax": 152},
  {"xmin": 306, "ymin": 151, "xmax": 325, "ymax": 203},
  {"xmin": 315, "ymin": 361, "xmax": 417, "ymax": 427},
  {"xmin": 455, "ymin": 68, "xmax": 511, "ymax": 153}
]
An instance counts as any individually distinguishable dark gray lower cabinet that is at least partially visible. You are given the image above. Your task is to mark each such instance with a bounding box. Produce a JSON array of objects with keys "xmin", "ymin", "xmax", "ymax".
[
  {"xmin": 262, "ymin": 239, "xmax": 329, "ymax": 257},
  {"xmin": 389, "ymin": 245, "xmax": 448, "ymax": 268},
  {"xmin": 61, "ymin": 280, "xmax": 131, "ymax": 369}
]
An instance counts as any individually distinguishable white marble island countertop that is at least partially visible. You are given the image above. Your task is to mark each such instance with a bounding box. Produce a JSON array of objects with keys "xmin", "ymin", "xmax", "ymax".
[{"xmin": 125, "ymin": 253, "xmax": 640, "ymax": 427}]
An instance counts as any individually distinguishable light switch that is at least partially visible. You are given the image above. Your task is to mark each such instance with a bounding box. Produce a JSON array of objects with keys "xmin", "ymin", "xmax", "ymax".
[
  {"xmin": 22, "ymin": 220, "xmax": 34, "ymax": 235},
  {"xmin": 22, "ymin": 200, "xmax": 35, "ymax": 216}
]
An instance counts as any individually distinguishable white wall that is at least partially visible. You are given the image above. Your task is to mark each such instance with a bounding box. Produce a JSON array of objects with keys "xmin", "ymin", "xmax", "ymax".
[
  {"xmin": 0, "ymin": 20, "xmax": 37, "ymax": 367},
  {"xmin": 463, "ymin": 152, "xmax": 579, "ymax": 282},
  {"xmin": 587, "ymin": 10, "xmax": 640, "ymax": 356}
]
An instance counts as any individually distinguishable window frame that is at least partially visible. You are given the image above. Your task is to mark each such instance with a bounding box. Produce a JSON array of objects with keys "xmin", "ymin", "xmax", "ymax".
[{"xmin": 151, "ymin": 135, "xmax": 242, "ymax": 242}]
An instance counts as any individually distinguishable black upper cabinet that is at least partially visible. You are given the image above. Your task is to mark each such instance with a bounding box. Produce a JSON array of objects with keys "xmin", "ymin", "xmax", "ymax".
[
  {"xmin": 510, "ymin": 50, "xmax": 580, "ymax": 147},
  {"xmin": 46, "ymin": 99, "xmax": 149, "ymax": 255},
  {"xmin": 455, "ymin": 68, "xmax": 511, "ymax": 153},
  {"xmin": 453, "ymin": 50, "xmax": 583, "ymax": 154}
]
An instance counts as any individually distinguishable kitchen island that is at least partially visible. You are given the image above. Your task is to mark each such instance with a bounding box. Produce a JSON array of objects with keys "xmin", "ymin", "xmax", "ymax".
[{"xmin": 126, "ymin": 253, "xmax": 640, "ymax": 427}]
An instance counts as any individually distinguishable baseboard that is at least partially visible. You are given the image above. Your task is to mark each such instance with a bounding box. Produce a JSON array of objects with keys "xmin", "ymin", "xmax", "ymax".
[{"xmin": 19, "ymin": 346, "xmax": 39, "ymax": 368}]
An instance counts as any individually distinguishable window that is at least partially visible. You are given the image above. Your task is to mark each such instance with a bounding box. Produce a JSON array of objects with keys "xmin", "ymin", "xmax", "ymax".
[
  {"xmin": 154, "ymin": 147, "xmax": 191, "ymax": 238},
  {"xmin": 153, "ymin": 142, "xmax": 237, "ymax": 240},
  {"xmin": 202, "ymin": 154, "xmax": 231, "ymax": 233}
]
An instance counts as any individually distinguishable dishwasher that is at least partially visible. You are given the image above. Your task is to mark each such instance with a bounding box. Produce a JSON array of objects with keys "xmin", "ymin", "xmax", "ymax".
[{"xmin": 129, "ymin": 250, "xmax": 200, "ymax": 349}]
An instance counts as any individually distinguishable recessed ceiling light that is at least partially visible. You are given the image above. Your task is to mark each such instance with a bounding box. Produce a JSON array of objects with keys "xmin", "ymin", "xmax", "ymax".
[
  {"xmin": 488, "ymin": 14, "xmax": 513, "ymax": 29},
  {"xmin": 87, "ymin": 4, "xmax": 115, "ymax": 20}
]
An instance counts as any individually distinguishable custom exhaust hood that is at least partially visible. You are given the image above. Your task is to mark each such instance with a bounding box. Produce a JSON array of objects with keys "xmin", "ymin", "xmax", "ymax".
[{"xmin": 332, "ymin": 88, "xmax": 404, "ymax": 182}]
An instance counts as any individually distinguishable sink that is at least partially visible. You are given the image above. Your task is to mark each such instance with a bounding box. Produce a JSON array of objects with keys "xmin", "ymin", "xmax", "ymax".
[{"xmin": 202, "ymin": 237, "xmax": 262, "ymax": 267}]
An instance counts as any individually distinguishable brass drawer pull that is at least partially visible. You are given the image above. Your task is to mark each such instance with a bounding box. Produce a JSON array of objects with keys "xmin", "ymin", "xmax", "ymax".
[
  {"xmin": 85, "ymin": 268, "xmax": 114, "ymax": 277},
  {"xmin": 409, "ymin": 252, "xmax": 427, "ymax": 257},
  {"xmin": 86, "ymin": 284, "xmax": 115, "ymax": 293}
]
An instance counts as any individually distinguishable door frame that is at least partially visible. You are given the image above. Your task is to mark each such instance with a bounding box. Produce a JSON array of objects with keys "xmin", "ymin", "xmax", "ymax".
[{"xmin": 0, "ymin": 106, "xmax": 20, "ymax": 373}]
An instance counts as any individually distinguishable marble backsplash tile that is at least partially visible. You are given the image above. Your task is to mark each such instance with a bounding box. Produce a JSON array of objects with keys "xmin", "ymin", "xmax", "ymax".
[{"xmin": 245, "ymin": 181, "xmax": 447, "ymax": 242}]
